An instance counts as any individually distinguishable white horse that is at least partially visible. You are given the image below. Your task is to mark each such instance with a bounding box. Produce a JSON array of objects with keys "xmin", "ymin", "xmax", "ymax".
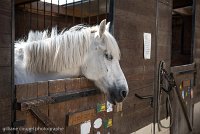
[{"xmin": 15, "ymin": 19, "xmax": 129, "ymax": 104}]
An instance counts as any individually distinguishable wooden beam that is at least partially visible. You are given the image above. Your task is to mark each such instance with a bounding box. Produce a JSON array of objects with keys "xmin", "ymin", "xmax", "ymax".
[
  {"xmin": 15, "ymin": 0, "xmax": 39, "ymax": 5},
  {"xmin": 173, "ymin": 6, "xmax": 192, "ymax": 16}
]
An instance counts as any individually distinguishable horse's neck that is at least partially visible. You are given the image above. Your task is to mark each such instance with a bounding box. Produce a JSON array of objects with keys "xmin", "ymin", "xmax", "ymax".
[{"xmin": 15, "ymin": 61, "xmax": 82, "ymax": 84}]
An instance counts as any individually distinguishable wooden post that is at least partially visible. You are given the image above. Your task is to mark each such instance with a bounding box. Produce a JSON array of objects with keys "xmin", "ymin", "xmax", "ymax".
[{"xmin": 0, "ymin": 0, "xmax": 13, "ymax": 133}]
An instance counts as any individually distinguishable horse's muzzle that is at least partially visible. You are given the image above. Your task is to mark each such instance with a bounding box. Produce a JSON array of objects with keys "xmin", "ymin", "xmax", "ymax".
[{"xmin": 108, "ymin": 87, "xmax": 128, "ymax": 105}]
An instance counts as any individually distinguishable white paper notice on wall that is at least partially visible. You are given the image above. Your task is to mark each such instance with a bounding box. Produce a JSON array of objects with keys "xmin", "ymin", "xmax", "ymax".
[{"xmin": 143, "ymin": 33, "xmax": 152, "ymax": 59}]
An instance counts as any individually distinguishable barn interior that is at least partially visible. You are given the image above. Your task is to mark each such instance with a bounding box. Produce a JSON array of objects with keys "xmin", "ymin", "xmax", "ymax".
[
  {"xmin": 15, "ymin": 0, "xmax": 110, "ymax": 39},
  {"xmin": 0, "ymin": 0, "xmax": 197, "ymax": 134},
  {"xmin": 172, "ymin": 0, "xmax": 194, "ymax": 66}
]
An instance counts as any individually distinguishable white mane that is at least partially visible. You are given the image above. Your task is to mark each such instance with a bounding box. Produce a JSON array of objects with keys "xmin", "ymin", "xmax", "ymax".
[{"xmin": 15, "ymin": 24, "xmax": 120, "ymax": 73}]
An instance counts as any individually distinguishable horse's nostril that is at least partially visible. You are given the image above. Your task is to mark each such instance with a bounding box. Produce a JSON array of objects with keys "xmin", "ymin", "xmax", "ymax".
[{"xmin": 120, "ymin": 90, "xmax": 127, "ymax": 98}]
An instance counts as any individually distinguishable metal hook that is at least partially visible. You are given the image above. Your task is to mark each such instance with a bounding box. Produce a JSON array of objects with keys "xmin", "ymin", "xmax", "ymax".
[{"xmin": 135, "ymin": 94, "xmax": 154, "ymax": 108}]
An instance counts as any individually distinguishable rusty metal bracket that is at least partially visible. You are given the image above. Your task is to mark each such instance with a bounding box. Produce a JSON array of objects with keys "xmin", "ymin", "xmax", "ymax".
[{"xmin": 29, "ymin": 106, "xmax": 63, "ymax": 134}]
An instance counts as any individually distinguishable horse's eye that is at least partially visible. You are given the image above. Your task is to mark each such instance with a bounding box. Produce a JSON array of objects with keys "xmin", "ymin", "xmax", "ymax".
[{"xmin": 105, "ymin": 53, "xmax": 113, "ymax": 61}]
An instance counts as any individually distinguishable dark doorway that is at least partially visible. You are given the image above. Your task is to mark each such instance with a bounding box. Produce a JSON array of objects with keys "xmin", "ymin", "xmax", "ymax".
[{"xmin": 171, "ymin": 0, "xmax": 195, "ymax": 66}]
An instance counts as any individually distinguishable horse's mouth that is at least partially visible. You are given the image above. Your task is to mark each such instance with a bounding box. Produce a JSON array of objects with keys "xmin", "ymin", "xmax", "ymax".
[
  {"xmin": 107, "ymin": 94, "xmax": 122, "ymax": 105},
  {"xmin": 108, "ymin": 96, "xmax": 116, "ymax": 105}
]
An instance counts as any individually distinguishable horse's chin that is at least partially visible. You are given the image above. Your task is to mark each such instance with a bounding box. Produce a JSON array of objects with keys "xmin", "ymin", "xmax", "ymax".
[{"xmin": 107, "ymin": 94, "xmax": 117, "ymax": 105}]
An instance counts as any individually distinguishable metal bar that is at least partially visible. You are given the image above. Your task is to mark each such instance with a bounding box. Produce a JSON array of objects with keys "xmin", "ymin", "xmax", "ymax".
[
  {"xmin": 16, "ymin": 88, "xmax": 100, "ymax": 111},
  {"xmin": 44, "ymin": 0, "xmax": 46, "ymax": 28},
  {"xmin": 51, "ymin": 0, "xmax": 53, "ymax": 27},
  {"xmin": 52, "ymin": 89, "xmax": 99, "ymax": 103},
  {"xmin": 23, "ymin": 4, "xmax": 26, "ymax": 34},
  {"xmin": 106, "ymin": 0, "xmax": 108, "ymax": 20},
  {"xmin": 81, "ymin": 0, "xmax": 83, "ymax": 23},
  {"xmin": 58, "ymin": 0, "xmax": 60, "ymax": 27},
  {"xmin": 37, "ymin": 0, "xmax": 39, "ymax": 29},
  {"xmin": 65, "ymin": 0, "xmax": 68, "ymax": 24},
  {"xmin": 88, "ymin": 0, "xmax": 91, "ymax": 24},
  {"xmin": 108, "ymin": 0, "xmax": 114, "ymax": 32},
  {"xmin": 73, "ymin": 0, "xmax": 75, "ymax": 25},
  {"xmin": 29, "ymin": 0, "xmax": 32, "ymax": 30},
  {"xmin": 97, "ymin": 0, "xmax": 100, "ymax": 24}
]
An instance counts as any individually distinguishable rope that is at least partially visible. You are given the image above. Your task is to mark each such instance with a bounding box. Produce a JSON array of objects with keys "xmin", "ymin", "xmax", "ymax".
[{"xmin": 157, "ymin": 60, "xmax": 173, "ymax": 130}]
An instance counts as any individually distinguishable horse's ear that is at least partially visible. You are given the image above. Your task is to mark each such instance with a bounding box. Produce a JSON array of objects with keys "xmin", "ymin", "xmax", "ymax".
[
  {"xmin": 99, "ymin": 19, "xmax": 106, "ymax": 37},
  {"xmin": 106, "ymin": 22, "xmax": 110, "ymax": 31}
]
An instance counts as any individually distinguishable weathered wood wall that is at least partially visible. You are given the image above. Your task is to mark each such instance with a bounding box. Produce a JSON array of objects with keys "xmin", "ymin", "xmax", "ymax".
[
  {"xmin": 5, "ymin": 0, "xmax": 200, "ymax": 133},
  {"xmin": 0, "ymin": 0, "xmax": 13, "ymax": 133},
  {"xmin": 113, "ymin": 0, "xmax": 173, "ymax": 133},
  {"xmin": 156, "ymin": 0, "xmax": 172, "ymax": 133},
  {"xmin": 113, "ymin": 0, "xmax": 156, "ymax": 133},
  {"xmin": 171, "ymin": 65, "xmax": 195, "ymax": 134},
  {"xmin": 194, "ymin": 0, "xmax": 200, "ymax": 103},
  {"xmin": 15, "ymin": 78, "xmax": 114, "ymax": 134},
  {"xmin": 193, "ymin": 0, "xmax": 200, "ymax": 132}
]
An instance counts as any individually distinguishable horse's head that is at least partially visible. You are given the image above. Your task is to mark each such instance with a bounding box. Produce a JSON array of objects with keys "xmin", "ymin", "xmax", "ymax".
[{"xmin": 81, "ymin": 20, "xmax": 129, "ymax": 104}]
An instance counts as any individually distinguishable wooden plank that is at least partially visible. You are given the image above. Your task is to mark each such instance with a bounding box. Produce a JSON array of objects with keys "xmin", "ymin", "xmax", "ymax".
[
  {"xmin": 0, "ymin": 33, "xmax": 11, "ymax": 48},
  {"xmin": 16, "ymin": 84, "xmax": 28, "ymax": 132},
  {"xmin": 37, "ymin": 81, "xmax": 48, "ymax": 97},
  {"xmin": 25, "ymin": 83, "xmax": 38, "ymax": 130},
  {"xmin": 0, "ymin": 0, "xmax": 12, "ymax": 132},
  {"xmin": 36, "ymin": 82, "xmax": 48, "ymax": 133},
  {"xmin": 0, "ymin": 13, "xmax": 11, "ymax": 34},
  {"xmin": 0, "ymin": 67, "xmax": 11, "ymax": 99},
  {"xmin": 65, "ymin": 93, "xmax": 105, "ymax": 134},
  {"xmin": 65, "ymin": 78, "xmax": 95, "ymax": 92},
  {"xmin": 113, "ymin": 106, "xmax": 153, "ymax": 134},
  {"xmin": 16, "ymin": 84, "xmax": 28, "ymax": 102},
  {"xmin": 16, "ymin": 84, "xmax": 38, "ymax": 131},
  {"xmin": 49, "ymin": 79, "xmax": 65, "ymax": 94},
  {"xmin": 67, "ymin": 109, "xmax": 95, "ymax": 126},
  {"xmin": 0, "ymin": 0, "xmax": 11, "ymax": 12},
  {"xmin": 0, "ymin": 98, "xmax": 11, "ymax": 133},
  {"xmin": 49, "ymin": 79, "xmax": 66, "ymax": 132},
  {"xmin": 0, "ymin": 48, "xmax": 11, "ymax": 66}
]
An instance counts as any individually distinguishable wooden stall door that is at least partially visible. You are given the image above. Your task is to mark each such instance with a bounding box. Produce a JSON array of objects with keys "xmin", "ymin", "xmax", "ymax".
[{"xmin": 171, "ymin": 64, "xmax": 196, "ymax": 134}]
